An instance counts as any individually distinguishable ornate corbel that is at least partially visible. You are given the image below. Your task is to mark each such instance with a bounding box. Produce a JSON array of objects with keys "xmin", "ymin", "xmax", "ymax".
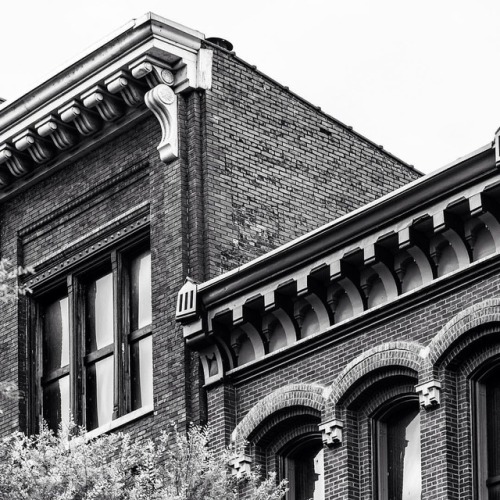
[
  {"xmin": 105, "ymin": 71, "xmax": 146, "ymax": 107},
  {"xmin": 129, "ymin": 57, "xmax": 175, "ymax": 89},
  {"xmin": 13, "ymin": 130, "xmax": 53, "ymax": 164},
  {"xmin": 229, "ymin": 453, "xmax": 252, "ymax": 478},
  {"xmin": 59, "ymin": 100, "xmax": 102, "ymax": 136},
  {"xmin": 0, "ymin": 144, "xmax": 30, "ymax": 178},
  {"xmin": 416, "ymin": 380, "xmax": 441, "ymax": 409},
  {"xmin": 144, "ymin": 84, "xmax": 178, "ymax": 163},
  {"xmin": 36, "ymin": 115, "xmax": 78, "ymax": 150},
  {"xmin": 319, "ymin": 419, "xmax": 344, "ymax": 446},
  {"xmin": 81, "ymin": 85, "xmax": 124, "ymax": 122}
]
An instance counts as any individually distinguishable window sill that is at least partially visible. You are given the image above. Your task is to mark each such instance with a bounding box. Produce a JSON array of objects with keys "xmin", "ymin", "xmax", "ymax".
[{"xmin": 86, "ymin": 404, "xmax": 154, "ymax": 440}]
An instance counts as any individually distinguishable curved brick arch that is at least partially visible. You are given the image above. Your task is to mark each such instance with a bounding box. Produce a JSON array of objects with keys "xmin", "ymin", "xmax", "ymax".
[
  {"xmin": 326, "ymin": 341, "xmax": 424, "ymax": 417},
  {"xmin": 230, "ymin": 383, "xmax": 327, "ymax": 446},
  {"xmin": 425, "ymin": 299, "xmax": 500, "ymax": 375}
]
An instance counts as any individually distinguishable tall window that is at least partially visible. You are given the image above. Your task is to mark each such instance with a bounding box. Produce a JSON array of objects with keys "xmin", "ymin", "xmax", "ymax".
[
  {"xmin": 36, "ymin": 242, "xmax": 153, "ymax": 432},
  {"xmin": 375, "ymin": 399, "xmax": 422, "ymax": 500},
  {"xmin": 475, "ymin": 364, "xmax": 500, "ymax": 499},
  {"xmin": 280, "ymin": 436, "xmax": 325, "ymax": 500}
]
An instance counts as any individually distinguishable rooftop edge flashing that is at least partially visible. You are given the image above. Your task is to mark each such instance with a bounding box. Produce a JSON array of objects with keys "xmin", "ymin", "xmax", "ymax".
[
  {"xmin": 0, "ymin": 13, "xmax": 205, "ymax": 128},
  {"xmin": 197, "ymin": 141, "xmax": 494, "ymax": 296}
]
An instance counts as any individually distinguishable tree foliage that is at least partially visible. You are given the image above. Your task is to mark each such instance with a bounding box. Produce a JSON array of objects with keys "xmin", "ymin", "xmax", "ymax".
[
  {"xmin": 0, "ymin": 258, "xmax": 32, "ymax": 411},
  {"xmin": 0, "ymin": 258, "xmax": 32, "ymax": 303},
  {"xmin": 0, "ymin": 423, "xmax": 287, "ymax": 500}
]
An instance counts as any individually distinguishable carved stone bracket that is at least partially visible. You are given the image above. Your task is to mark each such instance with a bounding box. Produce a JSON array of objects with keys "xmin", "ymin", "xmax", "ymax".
[
  {"xmin": 81, "ymin": 86, "xmax": 125, "ymax": 122},
  {"xmin": 105, "ymin": 70, "xmax": 147, "ymax": 107},
  {"xmin": 59, "ymin": 101, "xmax": 102, "ymax": 136},
  {"xmin": 36, "ymin": 115, "xmax": 78, "ymax": 150},
  {"xmin": 13, "ymin": 130, "xmax": 53, "ymax": 164},
  {"xmin": 130, "ymin": 58, "xmax": 175, "ymax": 89},
  {"xmin": 229, "ymin": 453, "xmax": 252, "ymax": 478},
  {"xmin": 144, "ymin": 84, "xmax": 178, "ymax": 163},
  {"xmin": 416, "ymin": 380, "xmax": 441, "ymax": 409},
  {"xmin": 319, "ymin": 419, "xmax": 344, "ymax": 447},
  {"xmin": 0, "ymin": 143, "xmax": 31, "ymax": 177}
]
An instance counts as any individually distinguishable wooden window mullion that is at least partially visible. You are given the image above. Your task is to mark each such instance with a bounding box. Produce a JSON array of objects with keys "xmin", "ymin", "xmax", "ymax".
[
  {"xmin": 30, "ymin": 297, "xmax": 43, "ymax": 433},
  {"xmin": 111, "ymin": 251, "xmax": 124, "ymax": 419},
  {"xmin": 70, "ymin": 274, "xmax": 85, "ymax": 427}
]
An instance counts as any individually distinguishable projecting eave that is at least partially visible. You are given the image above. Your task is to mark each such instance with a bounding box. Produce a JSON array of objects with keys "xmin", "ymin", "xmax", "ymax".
[
  {"xmin": 195, "ymin": 140, "xmax": 497, "ymax": 308},
  {"xmin": 0, "ymin": 13, "xmax": 212, "ymax": 200}
]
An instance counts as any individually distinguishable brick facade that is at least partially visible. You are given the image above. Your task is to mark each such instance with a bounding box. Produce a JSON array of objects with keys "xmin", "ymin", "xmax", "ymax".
[
  {"xmin": 181, "ymin": 137, "xmax": 500, "ymax": 498},
  {"xmin": 0, "ymin": 14, "xmax": 418, "ymax": 449}
]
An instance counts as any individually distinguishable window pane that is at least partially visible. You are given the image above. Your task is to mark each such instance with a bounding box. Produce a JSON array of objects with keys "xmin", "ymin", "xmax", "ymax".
[
  {"xmin": 86, "ymin": 355, "xmax": 114, "ymax": 430},
  {"xmin": 486, "ymin": 375, "xmax": 500, "ymax": 497},
  {"xmin": 43, "ymin": 296, "xmax": 69, "ymax": 374},
  {"xmin": 86, "ymin": 273, "xmax": 114, "ymax": 352},
  {"xmin": 385, "ymin": 405, "xmax": 421, "ymax": 500},
  {"xmin": 130, "ymin": 251, "xmax": 152, "ymax": 331},
  {"xmin": 131, "ymin": 336, "xmax": 153, "ymax": 410},
  {"xmin": 43, "ymin": 375, "xmax": 70, "ymax": 432},
  {"xmin": 285, "ymin": 439, "xmax": 324, "ymax": 500}
]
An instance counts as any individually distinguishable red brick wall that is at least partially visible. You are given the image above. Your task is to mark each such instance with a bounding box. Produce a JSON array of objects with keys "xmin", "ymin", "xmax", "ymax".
[
  {"xmin": 203, "ymin": 45, "xmax": 420, "ymax": 276},
  {"xmin": 205, "ymin": 264, "xmax": 500, "ymax": 499},
  {"xmin": 0, "ymin": 45, "xmax": 421, "ymax": 444}
]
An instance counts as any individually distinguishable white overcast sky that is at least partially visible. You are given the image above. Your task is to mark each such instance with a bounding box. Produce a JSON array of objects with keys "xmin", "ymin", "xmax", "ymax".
[{"xmin": 1, "ymin": 0, "xmax": 500, "ymax": 174}]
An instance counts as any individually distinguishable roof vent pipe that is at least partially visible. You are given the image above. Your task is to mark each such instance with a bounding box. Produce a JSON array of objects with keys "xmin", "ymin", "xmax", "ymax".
[{"xmin": 206, "ymin": 37, "xmax": 233, "ymax": 51}]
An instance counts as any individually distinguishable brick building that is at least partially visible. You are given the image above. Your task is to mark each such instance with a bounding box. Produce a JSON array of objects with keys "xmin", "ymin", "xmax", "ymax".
[
  {"xmin": 0, "ymin": 9, "xmax": 418, "ymax": 454},
  {"xmin": 179, "ymin": 130, "xmax": 500, "ymax": 499}
]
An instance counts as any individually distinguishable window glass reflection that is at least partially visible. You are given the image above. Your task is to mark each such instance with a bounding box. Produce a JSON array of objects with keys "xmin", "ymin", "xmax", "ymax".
[
  {"xmin": 86, "ymin": 355, "xmax": 114, "ymax": 430},
  {"xmin": 131, "ymin": 336, "xmax": 153, "ymax": 410},
  {"xmin": 43, "ymin": 296, "xmax": 69, "ymax": 373},
  {"xmin": 379, "ymin": 402, "xmax": 421, "ymax": 500},
  {"xmin": 131, "ymin": 251, "xmax": 152, "ymax": 331},
  {"xmin": 284, "ymin": 439, "xmax": 324, "ymax": 500},
  {"xmin": 43, "ymin": 375, "xmax": 70, "ymax": 432},
  {"xmin": 86, "ymin": 273, "xmax": 114, "ymax": 352}
]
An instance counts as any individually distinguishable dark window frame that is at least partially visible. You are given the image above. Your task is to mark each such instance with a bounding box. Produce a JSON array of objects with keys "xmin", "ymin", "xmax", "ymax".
[
  {"xmin": 372, "ymin": 395, "xmax": 421, "ymax": 500},
  {"xmin": 29, "ymin": 233, "xmax": 152, "ymax": 433},
  {"xmin": 277, "ymin": 431, "xmax": 324, "ymax": 500},
  {"xmin": 472, "ymin": 360, "xmax": 500, "ymax": 500}
]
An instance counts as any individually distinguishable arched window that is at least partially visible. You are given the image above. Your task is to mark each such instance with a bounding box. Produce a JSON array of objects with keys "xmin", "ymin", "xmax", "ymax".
[
  {"xmin": 375, "ymin": 398, "xmax": 422, "ymax": 500},
  {"xmin": 474, "ymin": 364, "xmax": 500, "ymax": 499},
  {"xmin": 279, "ymin": 435, "xmax": 324, "ymax": 500}
]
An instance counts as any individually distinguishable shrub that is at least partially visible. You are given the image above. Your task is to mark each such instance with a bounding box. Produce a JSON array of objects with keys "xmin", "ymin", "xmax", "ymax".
[{"xmin": 0, "ymin": 423, "xmax": 287, "ymax": 500}]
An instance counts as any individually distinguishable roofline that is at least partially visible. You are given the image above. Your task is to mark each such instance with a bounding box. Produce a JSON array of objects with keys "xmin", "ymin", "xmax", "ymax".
[
  {"xmin": 0, "ymin": 13, "xmax": 204, "ymax": 131},
  {"xmin": 202, "ymin": 39, "xmax": 421, "ymax": 177},
  {"xmin": 198, "ymin": 141, "xmax": 495, "ymax": 305}
]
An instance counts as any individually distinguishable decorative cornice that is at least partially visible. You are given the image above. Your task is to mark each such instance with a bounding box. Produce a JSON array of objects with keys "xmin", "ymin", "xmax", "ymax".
[
  {"xmin": 179, "ymin": 144, "xmax": 500, "ymax": 383},
  {"xmin": 0, "ymin": 14, "xmax": 212, "ymax": 199}
]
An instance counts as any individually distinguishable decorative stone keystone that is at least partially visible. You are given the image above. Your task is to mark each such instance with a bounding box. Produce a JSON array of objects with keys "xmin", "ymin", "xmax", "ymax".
[
  {"xmin": 416, "ymin": 380, "xmax": 442, "ymax": 409},
  {"xmin": 319, "ymin": 419, "xmax": 344, "ymax": 447},
  {"xmin": 144, "ymin": 84, "xmax": 178, "ymax": 163},
  {"xmin": 229, "ymin": 453, "xmax": 252, "ymax": 478}
]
